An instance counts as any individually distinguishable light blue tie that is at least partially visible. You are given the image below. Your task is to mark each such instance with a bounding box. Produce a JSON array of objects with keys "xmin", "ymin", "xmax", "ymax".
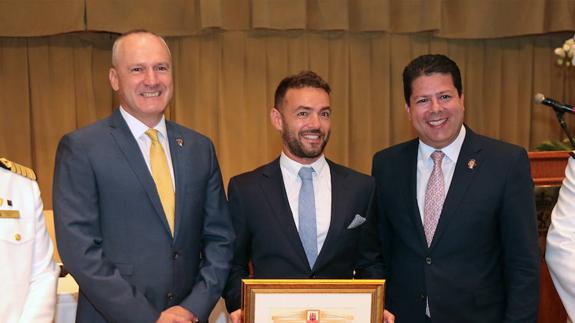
[{"xmin": 298, "ymin": 167, "xmax": 318, "ymax": 268}]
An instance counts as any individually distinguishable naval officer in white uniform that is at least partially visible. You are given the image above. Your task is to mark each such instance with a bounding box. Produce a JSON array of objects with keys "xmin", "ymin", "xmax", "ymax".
[{"xmin": 0, "ymin": 157, "xmax": 59, "ymax": 323}]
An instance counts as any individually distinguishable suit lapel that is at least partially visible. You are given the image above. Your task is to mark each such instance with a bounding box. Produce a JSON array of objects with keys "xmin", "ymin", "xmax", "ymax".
[
  {"xmin": 314, "ymin": 161, "xmax": 348, "ymax": 270},
  {"xmin": 430, "ymin": 127, "xmax": 481, "ymax": 249},
  {"xmin": 404, "ymin": 140, "xmax": 429, "ymax": 249},
  {"xmin": 108, "ymin": 110, "xmax": 173, "ymax": 237},
  {"xmin": 167, "ymin": 122, "xmax": 185, "ymax": 241},
  {"xmin": 259, "ymin": 159, "xmax": 310, "ymax": 267}
]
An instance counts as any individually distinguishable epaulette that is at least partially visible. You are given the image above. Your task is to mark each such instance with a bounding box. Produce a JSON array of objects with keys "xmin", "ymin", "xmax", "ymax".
[{"xmin": 0, "ymin": 158, "xmax": 37, "ymax": 181}]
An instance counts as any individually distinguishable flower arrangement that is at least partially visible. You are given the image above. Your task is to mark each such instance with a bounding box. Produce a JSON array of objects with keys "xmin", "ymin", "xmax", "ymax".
[{"xmin": 555, "ymin": 34, "xmax": 575, "ymax": 66}]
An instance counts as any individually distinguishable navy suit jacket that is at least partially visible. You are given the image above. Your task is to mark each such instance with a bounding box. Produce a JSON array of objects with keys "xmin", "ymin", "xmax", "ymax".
[
  {"xmin": 372, "ymin": 127, "xmax": 540, "ymax": 323},
  {"xmin": 53, "ymin": 109, "xmax": 234, "ymax": 323},
  {"xmin": 223, "ymin": 158, "xmax": 383, "ymax": 312}
]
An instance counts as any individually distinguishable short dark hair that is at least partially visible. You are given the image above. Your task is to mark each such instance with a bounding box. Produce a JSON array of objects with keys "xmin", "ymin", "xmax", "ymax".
[
  {"xmin": 274, "ymin": 71, "xmax": 331, "ymax": 108},
  {"xmin": 402, "ymin": 54, "xmax": 462, "ymax": 105}
]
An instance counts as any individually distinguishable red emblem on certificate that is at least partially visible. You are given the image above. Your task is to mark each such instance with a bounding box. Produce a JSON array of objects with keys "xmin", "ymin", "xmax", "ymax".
[{"xmin": 306, "ymin": 310, "xmax": 320, "ymax": 322}]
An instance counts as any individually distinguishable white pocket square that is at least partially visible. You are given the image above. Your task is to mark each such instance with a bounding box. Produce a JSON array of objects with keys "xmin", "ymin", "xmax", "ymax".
[{"xmin": 347, "ymin": 214, "xmax": 366, "ymax": 229}]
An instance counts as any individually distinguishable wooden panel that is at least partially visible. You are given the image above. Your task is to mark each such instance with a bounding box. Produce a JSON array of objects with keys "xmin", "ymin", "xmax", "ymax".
[
  {"xmin": 539, "ymin": 239, "xmax": 568, "ymax": 323},
  {"xmin": 529, "ymin": 151, "xmax": 571, "ymax": 186}
]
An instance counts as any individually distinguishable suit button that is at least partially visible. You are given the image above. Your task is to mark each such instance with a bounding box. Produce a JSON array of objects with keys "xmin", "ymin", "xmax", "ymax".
[
  {"xmin": 167, "ymin": 292, "xmax": 175, "ymax": 300},
  {"xmin": 173, "ymin": 252, "xmax": 180, "ymax": 260},
  {"xmin": 425, "ymin": 257, "xmax": 432, "ymax": 265}
]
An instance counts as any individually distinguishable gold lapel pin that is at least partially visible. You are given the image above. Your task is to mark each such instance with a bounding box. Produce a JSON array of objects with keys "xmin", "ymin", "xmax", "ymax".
[
  {"xmin": 467, "ymin": 159, "xmax": 477, "ymax": 170},
  {"xmin": 176, "ymin": 138, "xmax": 183, "ymax": 147}
]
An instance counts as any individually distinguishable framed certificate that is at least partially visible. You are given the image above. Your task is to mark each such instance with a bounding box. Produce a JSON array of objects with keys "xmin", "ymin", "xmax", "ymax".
[{"xmin": 242, "ymin": 279, "xmax": 385, "ymax": 323}]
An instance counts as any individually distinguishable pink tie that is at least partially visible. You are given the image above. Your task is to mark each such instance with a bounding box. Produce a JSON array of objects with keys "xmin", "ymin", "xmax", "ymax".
[{"xmin": 424, "ymin": 150, "xmax": 445, "ymax": 247}]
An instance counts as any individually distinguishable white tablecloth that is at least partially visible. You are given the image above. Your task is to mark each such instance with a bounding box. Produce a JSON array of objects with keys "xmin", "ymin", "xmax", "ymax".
[
  {"xmin": 54, "ymin": 275, "xmax": 78, "ymax": 323},
  {"xmin": 209, "ymin": 298, "xmax": 229, "ymax": 323}
]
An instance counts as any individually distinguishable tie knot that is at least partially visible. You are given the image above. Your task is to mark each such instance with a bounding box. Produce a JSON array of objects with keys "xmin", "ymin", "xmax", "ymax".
[
  {"xmin": 145, "ymin": 129, "xmax": 159, "ymax": 143},
  {"xmin": 298, "ymin": 167, "xmax": 315, "ymax": 181},
  {"xmin": 431, "ymin": 150, "xmax": 445, "ymax": 164}
]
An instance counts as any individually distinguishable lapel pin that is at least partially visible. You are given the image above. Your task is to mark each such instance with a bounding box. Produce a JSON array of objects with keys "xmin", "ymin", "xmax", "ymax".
[
  {"xmin": 176, "ymin": 138, "xmax": 184, "ymax": 147},
  {"xmin": 467, "ymin": 159, "xmax": 477, "ymax": 170}
]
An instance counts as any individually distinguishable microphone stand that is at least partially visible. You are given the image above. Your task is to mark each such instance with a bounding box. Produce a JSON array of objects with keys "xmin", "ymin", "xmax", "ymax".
[{"xmin": 552, "ymin": 108, "xmax": 575, "ymax": 159}]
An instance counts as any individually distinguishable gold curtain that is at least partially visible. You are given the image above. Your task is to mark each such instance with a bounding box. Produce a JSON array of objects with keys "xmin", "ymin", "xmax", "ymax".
[
  {"xmin": 1, "ymin": 0, "xmax": 574, "ymax": 37},
  {"xmin": 0, "ymin": 31, "xmax": 571, "ymax": 208},
  {"xmin": 0, "ymin": 0, "xmax": 84, "ymax": 36}
]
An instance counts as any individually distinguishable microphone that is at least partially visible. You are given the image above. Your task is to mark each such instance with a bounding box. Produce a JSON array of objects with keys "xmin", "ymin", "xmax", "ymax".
[{"xmin": 533, "ymin": 93, "xmax": 575, "ymax": 114}]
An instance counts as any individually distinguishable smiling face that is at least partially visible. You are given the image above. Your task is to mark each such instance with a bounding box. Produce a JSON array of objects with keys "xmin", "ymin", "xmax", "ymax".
[
  {"xmin": 271, "ymin": 87, "xmax": 331, "ymax": 165},
  {"xmin": 109, "ymin": 32, "xmax": 173, "ymax": 127},
  {"xmin": 407, "ymin": 73, "xmax": 464, "ymax": 149}
]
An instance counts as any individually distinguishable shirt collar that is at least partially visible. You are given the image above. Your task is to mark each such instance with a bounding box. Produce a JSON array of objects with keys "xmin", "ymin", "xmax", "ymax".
[
  {"xmin": 279, "ymin": 151, "xmax": 328, "ymax": 179},
  {"xmin": 119, "ymin": 106, "xmax": 168, "ymax": 140},
  {"xmin": 418, "ymin": 125, "xmax": 466, "ymax": 164}
]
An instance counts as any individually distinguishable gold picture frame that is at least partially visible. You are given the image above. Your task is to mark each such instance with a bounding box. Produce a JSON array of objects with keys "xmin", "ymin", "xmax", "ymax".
[{"xmin": 242, "ymin": 279, "xmax": 385, "ymax": 323}]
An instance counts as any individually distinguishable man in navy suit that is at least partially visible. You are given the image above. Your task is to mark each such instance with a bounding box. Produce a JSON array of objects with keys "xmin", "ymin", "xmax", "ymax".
[
  {"xmin": 53, "ymin": 30, "xmax": 234, "ymax": 323},
  {"xmin": 223, "ymin": 71, "xmax": 393, "ymax": 323},
  {"xmin": 372, "ymin": 54, "xmax": 540, "ymax": 322}
]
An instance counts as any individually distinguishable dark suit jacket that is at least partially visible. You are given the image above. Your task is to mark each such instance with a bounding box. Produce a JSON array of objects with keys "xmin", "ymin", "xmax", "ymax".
[
  {"xmin": 223, "ymin": 158, "xmax": 384, "ymax": 312},
  {"xmin": 53, "ymin": 109, "xmax": 234, "ymax": 323},
  {"xmin": 372, "ymin": 127, "xmax": 540, "ymax": 323}
]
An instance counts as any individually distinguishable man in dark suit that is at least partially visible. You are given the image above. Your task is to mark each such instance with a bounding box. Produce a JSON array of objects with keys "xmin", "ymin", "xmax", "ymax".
[
  {"xmin": 223, "ymin": 71, "xmax": 393, "ymax": 323},
  {"xmin": 372, "ymin": 54, "xmax": 540, "ymax": 322},
  {"xmin": 53, "ymin": 30, "xmax": 234, "ymax": 323}
]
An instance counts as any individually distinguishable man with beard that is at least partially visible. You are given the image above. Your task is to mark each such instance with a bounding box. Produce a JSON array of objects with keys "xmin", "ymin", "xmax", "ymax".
[{"xmin": 223, "ymin": 71, "xmax": 393, "ymax": 323}]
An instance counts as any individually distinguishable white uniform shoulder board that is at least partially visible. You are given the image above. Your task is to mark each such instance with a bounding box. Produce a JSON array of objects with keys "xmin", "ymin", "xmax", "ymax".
[{"xmin": 0, "ymin": 158, "xmax": 37, "ymax": 181}]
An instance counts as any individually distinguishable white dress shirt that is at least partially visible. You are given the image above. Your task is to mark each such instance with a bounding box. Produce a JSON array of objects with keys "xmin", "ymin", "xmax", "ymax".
[
  {"xmin": 416, "ymin": 126, "xmax": 466, "ymax": 223},
  {"xmin": 280, "ymin": 152, "xmax": 331, "ymax": 254},
  {"xmin": 119, "ymin": 107, "xmax": 175, "ymax": 190}
]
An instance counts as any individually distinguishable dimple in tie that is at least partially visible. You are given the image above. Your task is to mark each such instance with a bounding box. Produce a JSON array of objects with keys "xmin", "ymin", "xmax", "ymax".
[
  {"xmin": 424, "ymin": 150, "xmax": 445, "ymax": 247},
  {"xmin": 298, "ymin": 167, "xmax": 318, "ymax": 268},
  {"xmin": 145, "ymin": 129, "xmax": 175, "ymax": 236}
]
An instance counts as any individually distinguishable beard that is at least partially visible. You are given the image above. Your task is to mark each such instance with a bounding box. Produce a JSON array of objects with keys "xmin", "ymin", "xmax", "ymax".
[{"xmin": 282, "ymin": 128, "xmax": 330, "ymax": 159}]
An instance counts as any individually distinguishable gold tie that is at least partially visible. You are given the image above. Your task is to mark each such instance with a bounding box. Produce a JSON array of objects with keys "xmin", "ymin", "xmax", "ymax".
[{"xmin": 145, "ymin": 129, "xmax": 175, "ymax": 235}]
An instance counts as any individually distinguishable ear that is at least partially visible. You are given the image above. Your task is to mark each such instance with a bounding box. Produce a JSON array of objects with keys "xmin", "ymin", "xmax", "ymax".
[
  {"xmin": 405, "ymin": 103, "xmax": 412, "ymax": 120},
  {"xmin": 109, "ymin": 68, "xmax": 120, "ymax": 91},
  {"xmin": 460, "ymin": 93, "xmax": 465, "ymax": 111},
  {"xmin": 270, "ymin": 108, "xmax": 283, "ymax": 131}
]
